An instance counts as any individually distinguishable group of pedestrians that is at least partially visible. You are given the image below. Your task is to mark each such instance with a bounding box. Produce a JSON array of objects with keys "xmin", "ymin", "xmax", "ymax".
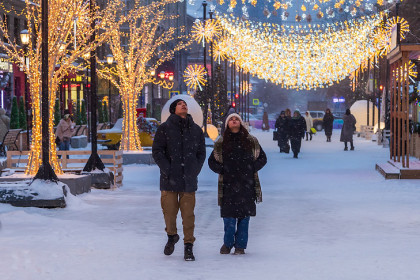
[
  {"xmin": 152, "ymin": 99, "xmax": 267, "ymax": 261},
  {"xmin": 274, "ymin": 108, "xmax": 357, "ymax": 154},
  {"xmin": 274, "ymin": 109, "xmax": 306, "ymax": 158}
]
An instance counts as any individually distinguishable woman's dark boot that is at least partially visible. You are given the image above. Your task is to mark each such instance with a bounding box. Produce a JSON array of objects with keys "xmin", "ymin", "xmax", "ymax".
[
  {"xmin": 164, "ymin": 234, "xmax": 179, "ymax": 256},
  {"xmin": 184, "ymin": 243, "xmax": 195, "ymax": 261}
]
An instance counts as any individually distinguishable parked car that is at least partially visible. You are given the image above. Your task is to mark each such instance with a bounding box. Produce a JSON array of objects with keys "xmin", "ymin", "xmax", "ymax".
[
  {"xmin": 98, "ymin": 117, "xmax": 160, "ymax": 149},
  {"xmin": 309, "ymin": 111, "xmax": 325, "ymax": 131}
]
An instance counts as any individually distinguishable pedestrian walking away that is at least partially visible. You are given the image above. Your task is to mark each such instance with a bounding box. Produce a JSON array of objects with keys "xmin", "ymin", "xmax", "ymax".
[
  {"xmin": 323, "ymin": 108, "xmax": 335, "ymax": 142},
  {"xmin": 275, "ymin": 111, "xmax": 290, "ymax": 153},
  {"xmin": 304, "ymin": 111, "xmax": 313, "ymax": 141},
  {"xmin": 208, "ymin": 113, "xmax": 267, "ymax": 255},
  {"xmin": 289, "ymin": 110, "xmax": 306, "ymax": 158},
  {"xmin": 152, "ymin": 99, "xmax": 206, "ymax": 261},
  {"xmin": 340, "ymin": 109, "xmax": 356, "ymax": 151}
]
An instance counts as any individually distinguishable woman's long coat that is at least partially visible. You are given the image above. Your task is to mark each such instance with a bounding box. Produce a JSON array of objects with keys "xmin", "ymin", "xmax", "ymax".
[
  {"xmin": 323, "ymin": 113, "xmax": 335, "ymax": 137},
  {"xmin": 275, "ymin": 116, "xmax": 290, "ymax": 153},
  {"xmin": 340, "ymin": 114, "xmax": 357, "ymax": 142},
  {"xmin": 208, "ymin": 133, "xmax": 267, "ymax": 218}
]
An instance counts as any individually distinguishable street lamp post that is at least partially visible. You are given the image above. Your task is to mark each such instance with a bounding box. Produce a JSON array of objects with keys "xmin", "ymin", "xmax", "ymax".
[
  {"xmin": 20, "ymin": 29, "xmax": 30, "ymax": 150},
  {"xmin": 34, "ymin": 0, "xmax": 58, "ymax": 181},
  {"xmin": 202, "ymin": 1, "xmax": 208, "ymax": 135},
  {"xmin": 150, "ymin": 69, "xmax": 155, "ymax": 118},
  {"xmin": 106, "ymin": 54, "xmax": 113, "ymax": 125},
  {"xmin": 83, "ymin": 0, "xmax": 105, "ymax": 172}
]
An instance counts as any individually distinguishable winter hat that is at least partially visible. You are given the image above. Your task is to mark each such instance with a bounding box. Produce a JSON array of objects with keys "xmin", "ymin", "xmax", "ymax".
[
  {"xmin": 294, "ymin": 109, "xmax": 301, "ymax": 115},
  {"xmin": 169, "ymin": 99, "xmax": 185, "ymax": 114},
  {"xmin": 225, "ymin": 113, "xmax": 243, "ymax": 129}
]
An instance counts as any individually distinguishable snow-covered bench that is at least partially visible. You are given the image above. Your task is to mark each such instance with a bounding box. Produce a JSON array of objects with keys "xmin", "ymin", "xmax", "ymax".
[{"xmin": 3, "ymin": 150, "xmax": 123, "ymax": 187}]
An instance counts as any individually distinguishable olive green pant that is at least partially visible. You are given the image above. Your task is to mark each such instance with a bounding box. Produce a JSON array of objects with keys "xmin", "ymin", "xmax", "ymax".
[{"xmin": 161, "ymin": 191, "xmax": 196, "ymax": 244}]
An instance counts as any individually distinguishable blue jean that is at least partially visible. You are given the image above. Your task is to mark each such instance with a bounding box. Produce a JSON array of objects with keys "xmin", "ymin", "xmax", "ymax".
[
  {"xmin": 59, "ymin": 140, "xmax": 70, "ymax": 151},
  {"xmin": 223, "ymin": 216, "xmax": 250, "ymax": 249}
]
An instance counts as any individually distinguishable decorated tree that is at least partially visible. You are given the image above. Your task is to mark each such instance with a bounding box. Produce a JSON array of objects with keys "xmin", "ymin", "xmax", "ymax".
[
  {"xmin": 54, "ymin": 98, "xmax": 61, "ymax": 126},
  {"xmin": 10, "ymin": 97, "xmax": 19, "ymax": 129},
  {"xmin": 76, "ymin": 98, "xmax": 81, "ymax": 125},
  {"xmin": 19, "ymin": 97, "xmax": 27, "ymax": 130},
  {"xmin": 81, "ymin": 99, "xmax": 87, "ymax": 125},
  {"xmin": 97, "ymin": 0, "xmax": 191, "ymax": 151},
  {"xmin": 98, "ymin": 99, "xmax": 104, "ymax": 123},
  {"xmin": 103, "ymin": 101, "xmax": 109, "ymax": 123},
  {"xmin": 211, "ymin": 64, "xmax": 228, "ymax": 124},
  {"xmin": 0, "ymin": 0, "xmax": 121, "ymax": 175}
]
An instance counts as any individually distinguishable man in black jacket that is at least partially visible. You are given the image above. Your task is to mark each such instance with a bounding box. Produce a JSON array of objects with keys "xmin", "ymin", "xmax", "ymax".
[{"xmin": 152, "ymin": 99, "xmax": 206, "ymax": 261}]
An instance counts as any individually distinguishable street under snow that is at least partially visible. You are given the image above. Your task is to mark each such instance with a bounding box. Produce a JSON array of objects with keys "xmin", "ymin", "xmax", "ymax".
[{"xmin": 1, "ymin": 129, "xmax": 420, "ymax": 280}]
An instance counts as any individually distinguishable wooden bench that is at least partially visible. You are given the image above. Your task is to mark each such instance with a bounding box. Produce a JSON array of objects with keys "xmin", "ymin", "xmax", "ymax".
[
  {"xmin": 74, "ymin": 124, "xmax": 87, "ymax": 136},
  {"xmin": 0, "ymin": 129, "xmax": 23, "ymax": 156},
  {"xmin": 5, "ymin": 150, "xmax": 123, "ymax": 187}
]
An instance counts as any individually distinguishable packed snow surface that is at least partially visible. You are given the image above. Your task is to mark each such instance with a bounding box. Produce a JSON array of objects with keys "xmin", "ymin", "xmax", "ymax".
[{"xmin": 1, "ymin": 129, "xmax": 420, "ymax": 280}]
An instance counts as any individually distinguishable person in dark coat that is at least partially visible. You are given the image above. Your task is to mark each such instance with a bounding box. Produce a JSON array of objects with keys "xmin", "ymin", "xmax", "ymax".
[
  {"xmin": 323, "ymin": 108, "xmax": 335, "ymax": 142},
  {"xmin": 289, "ymin": 110, "xmax": 306, "ymax": 158},
  {"xmin": 275, "ymin": 111, "xmax": 290, "ymax": 153},
  {"xmin": 208, "ymin": 113, "xmax": 267, "ymax": 255},
  {"xmin": 152, "ymin": 99, "xmax": 206, "ymax": 261},
  {"xmin": 340, "ymin": 108, "xmax": 357, "ymax": 151}
]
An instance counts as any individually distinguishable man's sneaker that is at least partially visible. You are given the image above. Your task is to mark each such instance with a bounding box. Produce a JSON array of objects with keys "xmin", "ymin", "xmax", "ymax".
[
  {"xmin": 234, "ymin": 248, "xmax": 245, "ymax": 255},
  {"xmin": 220, "ymin": 244, "xmax": 231, "ymax": 254},
  {"xmin": 164, "ymin": 234, "xmax": 179, "ymax": 256},
  {"xmin": 184, "ymin": 243, "xmax": 195, "ymax": 261}
]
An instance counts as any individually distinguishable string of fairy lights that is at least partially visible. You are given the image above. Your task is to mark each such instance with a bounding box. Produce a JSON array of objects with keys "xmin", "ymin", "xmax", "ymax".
[
  {"xmin": 185, "ymin": 10, "xmax": 415, "ymax": 91},
  {"xmin": 187, "ymin": 0, "xmax": 403, "ymax": 22},
  {"xmin": 0, "ymin": 0, "xmax": 120, "ymax": 175},
  {"xmin": 97, "ymin": 0, "xmax": 191, "ymax": 151}
]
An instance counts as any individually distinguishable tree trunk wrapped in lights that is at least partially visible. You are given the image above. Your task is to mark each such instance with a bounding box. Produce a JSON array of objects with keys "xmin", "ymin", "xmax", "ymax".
[
  {"xmin": 0, "ymin": 0, "xmax": 121, "ymax": 175},
  {"xmin": 97, "ymin": 0, "xmax": 191, "ymax": 151}
]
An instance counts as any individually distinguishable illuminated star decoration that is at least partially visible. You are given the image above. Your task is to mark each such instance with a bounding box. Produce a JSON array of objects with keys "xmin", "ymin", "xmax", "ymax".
[
  {"xmin": 191, "ymin": 18, "xmax": 223, "ymax": 47},
  {"xmin": 184, "ymin": 64, "xmax": 207, "ymax": 91}
]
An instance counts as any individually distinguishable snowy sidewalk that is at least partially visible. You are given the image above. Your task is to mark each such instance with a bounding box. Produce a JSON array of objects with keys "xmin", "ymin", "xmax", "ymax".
[{"xmin": 1, "ymin": 129, "xmax": 420, "ymax": 280}]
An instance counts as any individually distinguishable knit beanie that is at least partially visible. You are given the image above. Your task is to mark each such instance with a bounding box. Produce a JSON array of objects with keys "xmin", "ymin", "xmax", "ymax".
[
  {"xmin": 225, "ymin": 113, "xmax": 243, "ymax": 129},
  {"xmin": 169, "ymin": 99, "xmax": 185, "ymax": 114}
]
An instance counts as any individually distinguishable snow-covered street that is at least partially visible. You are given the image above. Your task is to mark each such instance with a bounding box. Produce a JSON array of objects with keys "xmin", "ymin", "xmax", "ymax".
[{"xmin": 1, "ymin": 129, "xmax": 420, "ymax": 280}]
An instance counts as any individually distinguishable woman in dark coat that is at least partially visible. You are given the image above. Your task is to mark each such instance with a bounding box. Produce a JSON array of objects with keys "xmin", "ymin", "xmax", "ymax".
[
  {"xmin": 275, "ymin": 111, "xmax": 290, "ymax": 153},
  {"xmin": 340, "ymin": 109, "xmax": 357, "ymax": 150},
  {"xmin": 289, "ymin": 110, "xmax": 306, "ymax": 158},
  {"xmin": 323, "ymin": 108, "xmax": 335, "ymax": 142},
  {"xmin": 208, "ymin": 113, "xmax": 267, "ymax": 255}
]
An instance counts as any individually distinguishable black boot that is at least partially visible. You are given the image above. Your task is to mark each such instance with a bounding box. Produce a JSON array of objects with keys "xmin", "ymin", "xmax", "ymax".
[
  {"xmin": 184, "ymin": 243, "xmax": 195, "ymax": 261},
  {"xmin": 293, "ymin": 153, "xmax": 298, "ymax": 158},
  {"xmin": 164, "ymin": 234, "xmax": 180, "ymax": 256}
]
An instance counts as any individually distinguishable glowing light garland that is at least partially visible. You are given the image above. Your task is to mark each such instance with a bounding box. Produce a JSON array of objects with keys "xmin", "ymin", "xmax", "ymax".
[
  {"xmin": 188, "ymin": 0, "xmax": 403, "ymax": 22},
  {"xmin": 183, "ymin": 64, "xmax": 206, "ymax": 91},
  {"xmin": 0, "ymin": 0, "xmax": 120, "ymax": 175},
  {"xmin": 97, "ymin": 0, "xmax": 191, "ymax": 151},
  {"xmin": 216, "ymin": 13, "xmax": 385, "ymax": 90}
]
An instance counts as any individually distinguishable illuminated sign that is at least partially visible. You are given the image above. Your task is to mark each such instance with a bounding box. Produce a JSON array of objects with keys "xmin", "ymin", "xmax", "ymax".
[
  {"xmin": 333, "ymin": 97, "xmax": 345, "ymax": 103},
  {"xmin": 0, "ymin": 57, "xmax": 12, "ymax": 72}
]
